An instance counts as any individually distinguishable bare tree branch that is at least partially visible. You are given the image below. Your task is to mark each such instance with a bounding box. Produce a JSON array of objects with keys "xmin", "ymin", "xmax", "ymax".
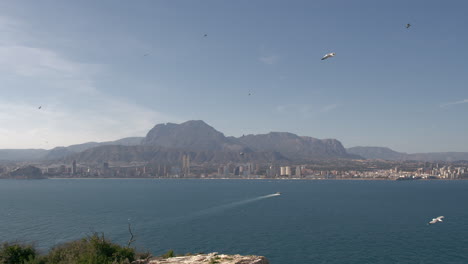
[{"xmin": 127, "ymin": 222, "xmax": 136, "ymax": 247}]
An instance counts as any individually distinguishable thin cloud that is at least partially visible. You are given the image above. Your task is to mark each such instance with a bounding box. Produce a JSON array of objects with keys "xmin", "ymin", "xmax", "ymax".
[
  {"xmin": 320, "ymin": 104, "xmax": 339, "ymax": 113},
  {"xmin": 440, "ymin": 99, "xmax": 468, "ymax": 108},
  {"xmin": 259, "ymin": 55, "xmax": 279, "ymax": 65},
  {"xmin": 0, "ymin": 15, "xmax": 178, "ymax": 149}
]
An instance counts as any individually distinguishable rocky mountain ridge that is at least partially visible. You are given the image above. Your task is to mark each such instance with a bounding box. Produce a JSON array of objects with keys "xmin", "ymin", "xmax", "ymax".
[{"xmin": 2, "ymin": 120, "xmax": 468, "ymax": 162}]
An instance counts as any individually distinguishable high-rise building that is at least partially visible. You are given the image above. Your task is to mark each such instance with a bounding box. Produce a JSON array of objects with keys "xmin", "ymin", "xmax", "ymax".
[
  {"xmin": 280, "ymin": 167, "xmax": 286, "ymax": 176},
  {"xmin": 182, "ymin": 154, "xmax": 190, "ymax": 176},
  {"xmin": 72, "ymin": 160, "xmax": 77, "ymax": 175},
  {"xmin": 295, "ymin": 166, "xmax": 301, "ymax": 177}
]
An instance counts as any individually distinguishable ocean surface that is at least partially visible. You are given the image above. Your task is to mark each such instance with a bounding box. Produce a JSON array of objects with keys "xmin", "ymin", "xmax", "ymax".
[{"xmin": 1, "ymin": 179, "xmax": 467, "ymax": 264}]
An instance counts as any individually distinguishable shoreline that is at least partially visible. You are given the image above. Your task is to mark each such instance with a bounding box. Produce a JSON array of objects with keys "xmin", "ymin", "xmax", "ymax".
[{"xmin": 43, "ymin": 177, "xmax": 463, "ymax": 181}]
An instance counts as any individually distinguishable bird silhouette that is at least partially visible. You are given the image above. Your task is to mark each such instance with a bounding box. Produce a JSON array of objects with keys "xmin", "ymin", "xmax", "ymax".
[
  {"xmin": 321, "ymin": 52, "xmax": 336, "ymax": 60},
  {"xmin": 428, "ymin": 216, "xmax": 444, "ymax": 225}
]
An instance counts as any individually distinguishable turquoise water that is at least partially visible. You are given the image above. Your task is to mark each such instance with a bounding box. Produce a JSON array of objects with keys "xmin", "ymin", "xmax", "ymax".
[{"xmin": 1, "ymin": 179, "xmax": 467, "ymax": 264}]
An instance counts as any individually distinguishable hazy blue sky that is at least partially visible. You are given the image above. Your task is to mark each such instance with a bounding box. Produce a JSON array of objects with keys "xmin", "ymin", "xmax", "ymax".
[{"xmin": 1, "ymin": 0, "xmax": 467, "ymax": 152}]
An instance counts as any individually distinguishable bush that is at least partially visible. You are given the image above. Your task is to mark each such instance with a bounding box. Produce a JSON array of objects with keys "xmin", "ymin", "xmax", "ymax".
[
  {"xmin": 161, "ymin": 249, "xmax": 175, "ymax": 259},
  {"xmin": 0, "ymin": 242, "xmax": 37, "ymax": 264},
  {"xmin": 1, "ymin": 233, "xmax": 151, "ymax": 264},
  {"xmin": 44, "ymin": 233, "xmax": 135, "ymax": 264}
]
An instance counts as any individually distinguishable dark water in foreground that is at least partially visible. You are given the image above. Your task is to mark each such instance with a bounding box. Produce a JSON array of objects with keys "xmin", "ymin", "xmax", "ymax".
[{"xmin": 1, "ymin": 179, "xmax": 467, "ymax": 264}]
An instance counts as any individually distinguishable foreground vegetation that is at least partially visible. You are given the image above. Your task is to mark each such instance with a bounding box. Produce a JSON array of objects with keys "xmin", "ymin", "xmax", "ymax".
[{"xmin": 0, "ymin": 233, "xmax": 151, "ymax": 264}]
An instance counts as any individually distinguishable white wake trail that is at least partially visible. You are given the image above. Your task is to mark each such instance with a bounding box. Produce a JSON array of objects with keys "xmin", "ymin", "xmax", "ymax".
[
  {"xmin": 142, "ymin": 193, "xmax": 281, "ymax": 230},
  {"xmin": 184, "ymin": 193, "xmax": 280, "ymax": 220}
]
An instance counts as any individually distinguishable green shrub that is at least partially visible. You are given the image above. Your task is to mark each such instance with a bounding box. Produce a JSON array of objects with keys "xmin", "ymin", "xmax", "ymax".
[
  {"xmin": 0, "ymin": 242, "xmax": 37, "ymax": 264},
  {"xmin": 44, "ymin": 233, "xmax": 135, "ymax": 264},
  {"xmin": 161, "ymin": 249, "xmax": 175, "ymax": 259}
]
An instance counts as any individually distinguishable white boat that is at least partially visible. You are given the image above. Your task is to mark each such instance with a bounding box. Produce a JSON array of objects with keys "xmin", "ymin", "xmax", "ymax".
[{"xmin": 275, "ymin": 192, "xmax": 281, "ymax": 195}]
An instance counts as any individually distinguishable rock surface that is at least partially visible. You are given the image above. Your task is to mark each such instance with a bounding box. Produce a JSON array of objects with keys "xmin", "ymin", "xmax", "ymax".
[{"xmin": 134, "ymin": 252, "xmax": 269, "ymax": 264}]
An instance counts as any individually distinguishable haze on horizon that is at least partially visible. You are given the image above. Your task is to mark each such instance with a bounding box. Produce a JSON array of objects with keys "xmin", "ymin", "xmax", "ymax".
[{"xmin": 0, "ymin": 0, "xmax": 467, "ymax": 153}]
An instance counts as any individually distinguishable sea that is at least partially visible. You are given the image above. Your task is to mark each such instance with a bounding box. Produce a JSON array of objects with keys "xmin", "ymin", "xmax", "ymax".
[{"xmin": 0, "ymin": 179, "xmax": 467, "ymax": 264}]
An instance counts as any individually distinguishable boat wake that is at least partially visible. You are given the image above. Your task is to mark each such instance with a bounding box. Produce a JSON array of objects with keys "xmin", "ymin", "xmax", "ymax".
[
  {"xmin": 188, "ymin": 193, "xmax": 280, "ymax": 219},
  {"xmin": 141, "ymin": 193, "xmax": 281, "ymax": 229}
]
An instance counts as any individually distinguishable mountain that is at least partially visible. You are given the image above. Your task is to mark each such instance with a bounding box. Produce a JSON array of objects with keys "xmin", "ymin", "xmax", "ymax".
[
  {"xmin": 0, "ymin": 121, "xmax": 361, "ymax": 163},
  {"xmin": 6, "ymin": 120, "xmax": 467, "ymax": 163},
  {"xmin": 65, "ymin": 145, "xmax": 287, "ymax": 164},
  {"xmin": 346, "ymin": 146, "xmax": 408, "ymax": 160},
  {"xmin": 238, "ymin": 132, "xmax": 355, "ymax": 160},
  {"xmin": 142, "ymin": 120, "xmax": 248, "ymax": 152}
]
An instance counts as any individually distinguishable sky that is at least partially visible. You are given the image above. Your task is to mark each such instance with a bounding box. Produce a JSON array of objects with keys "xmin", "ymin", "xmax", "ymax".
[{"xmin": 0, "ymin": 0, "xmax": 467, "ymax": 153}]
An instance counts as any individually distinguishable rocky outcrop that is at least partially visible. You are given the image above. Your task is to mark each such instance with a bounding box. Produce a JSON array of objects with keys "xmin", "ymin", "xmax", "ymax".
[
  {"xmin": 134, "ymin": 253, "xmax": 269, "ymax": 264},
  {"xmin": 142, "ymin": 120, "xmax": 248, "ymax": 152},
  {"xmin": 239, "ymin": 132, "xmax": 353, "ymax": 160},
  {"xmin": 5, "ymin": 165, "xmax": 44, "ymax": 179}
]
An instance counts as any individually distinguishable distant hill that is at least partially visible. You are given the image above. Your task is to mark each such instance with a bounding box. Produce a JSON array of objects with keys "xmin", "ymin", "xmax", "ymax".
[
  {"xmin": 43, "ymin": 137, "xmax": 143, "ymax": 160},
  {"xmin": 407, "ymin": 152, "xmax": 468, "ymax": 162},
  {"xmin": 347, "ymin": 146, "xmax": 408, "ymax": 160},
  {"xmin": 347, "ymin": 146, "xmax": 468, "ymax": 162},
  {"xmin": 0, "ymin": 137, "xmax": 144, "ymax": 161}
]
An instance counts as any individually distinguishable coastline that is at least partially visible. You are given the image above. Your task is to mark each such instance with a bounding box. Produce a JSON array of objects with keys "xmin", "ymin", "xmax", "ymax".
[{"xmin": 43, "ymin": 177, "xmax": 457, "ymax": 181}]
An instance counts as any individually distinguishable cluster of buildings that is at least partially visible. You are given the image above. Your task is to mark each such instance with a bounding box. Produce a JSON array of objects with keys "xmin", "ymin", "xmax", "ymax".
[
  {"xmin": 297, "ymin": 165, "xmax": 468, "ymax": 180},
  {"xmin": 1, "ymin": 158, "xmax": 468, "ymax": 180}
]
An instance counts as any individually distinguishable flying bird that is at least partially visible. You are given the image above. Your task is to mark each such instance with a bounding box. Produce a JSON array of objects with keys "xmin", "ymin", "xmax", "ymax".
[
  {"xmin": 321, "ymin": 52, "xmax": 336, "ymax": 60},
  {"xmin": 38, "ymin": 106, "xmax": 42, "ymax": 109},
  {"xmin": 143, "ymin": 54, "xmax": 149, "ymax": 57},
  {"xmin": 406, "ymin": 23, "xmax": 411, "ymax": 29},
  {"xmin": 204, "ymin": 34, "xmax": 208, "ymax": 37},
  {"xmin": 240, "ymin": 152, "xmax": 244, "ymax": 156},
  {"xmin": 428, "ymin": 216, "xmax": 444, "ymax": 225}
]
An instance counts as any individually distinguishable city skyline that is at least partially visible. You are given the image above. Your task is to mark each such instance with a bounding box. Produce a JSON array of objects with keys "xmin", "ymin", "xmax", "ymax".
[{"xmin": 1, "ymin": 0, "xmax": 468, "ymax": 152}]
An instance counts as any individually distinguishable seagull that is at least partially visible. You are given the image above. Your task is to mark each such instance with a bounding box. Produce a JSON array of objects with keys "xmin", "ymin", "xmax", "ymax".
[
  {"xmin": 428, "ymin": 216, "xmax": 444, "ymax": 225},
  {"xmin": 321, "ymin": 52, "xmax": 336, "ymax": 60},
  {"xmin": 204, "ymin": 34, "xmax": 208, "ymax": 37},
  {"xmin": 406, "ymin": 23, "xmax": 411, "ymax": 29},
  {"xmin": 38, "ymin": 106, "xmax": 42, "ymax": 109},
  {"xmin": 143, "ymin": 54, "xmax": 149, "ymax": 57},
  {"xmin": 240, "ymin": 152, "xmax": 244, "ymax": 156}
]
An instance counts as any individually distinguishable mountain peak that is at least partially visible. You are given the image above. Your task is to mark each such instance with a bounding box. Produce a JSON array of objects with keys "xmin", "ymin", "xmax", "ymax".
[{"xmin": 141, "ymin": 120, "xmax": 244, "ymax": 151}]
